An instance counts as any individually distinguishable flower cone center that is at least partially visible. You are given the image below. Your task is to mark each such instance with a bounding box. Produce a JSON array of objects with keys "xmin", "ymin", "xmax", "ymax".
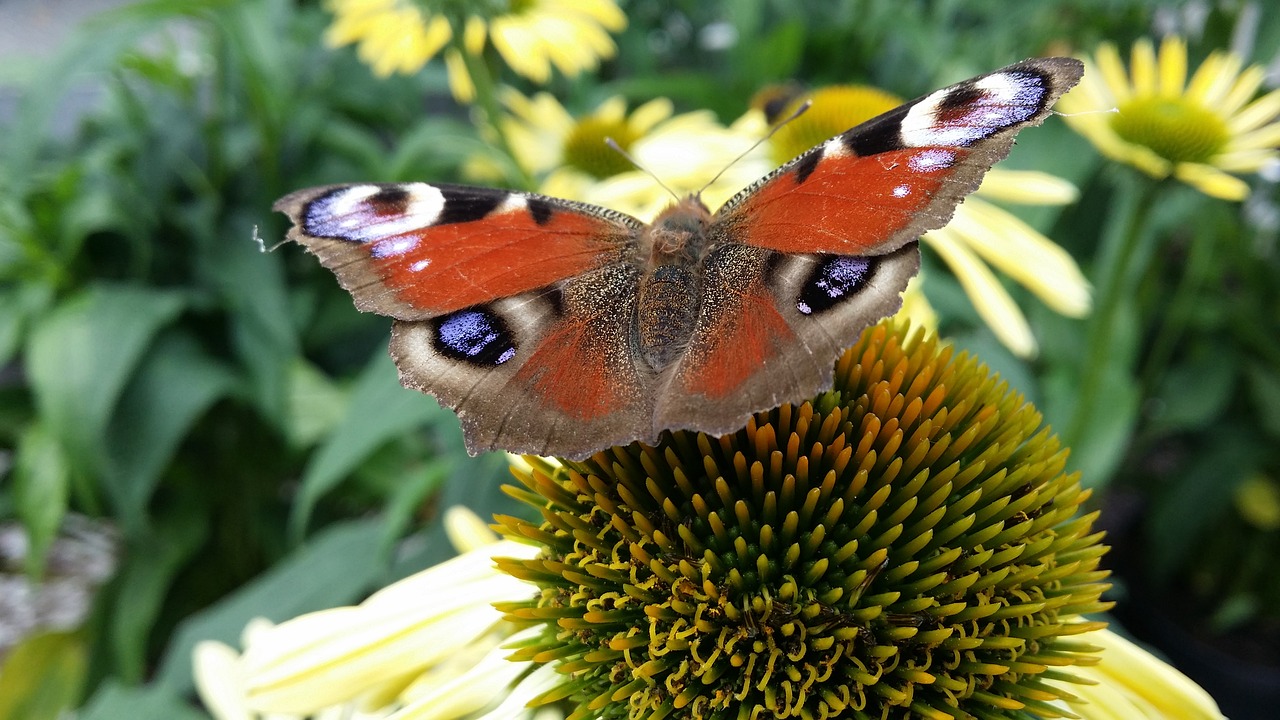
[
  {"xmin": 769, "ymin": 86, "xmax": 903, "ymax": 165},
  {"xmin": 1111, "ymin": 95, "xmax": 1229, "ymax": 164},
  {"xmin": 564, "ymin": 117, "xmax": 638, "ymax": 179}
]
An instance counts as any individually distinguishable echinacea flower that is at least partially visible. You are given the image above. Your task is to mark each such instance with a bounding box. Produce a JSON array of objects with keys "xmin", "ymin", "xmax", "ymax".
[
  {"xmin": 491, "ymin": 90, "xmax": 770, "ymax": 221},
  {"xmin": 496, "ymin": 319, "xmax": 1115, "ymax": 718},
  {"xmin": 324, "ymin": 0, "xmax": 626, "ymax": 102},
  {"xmin": 1059, "ymin": 36, "xmax": 1280, "ymax": 200},
  {"xmin": 201, "ymin": 323, "xmax": 1224, "ymax": 720},
  {"xmin": 761, "ymin": 85, "xmax": 1090, "ymax": 357}
]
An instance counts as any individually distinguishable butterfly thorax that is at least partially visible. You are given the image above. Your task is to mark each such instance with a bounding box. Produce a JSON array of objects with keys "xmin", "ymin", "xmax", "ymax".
[{"xmin": 636, "ymin": 196, "xmax": 713, "ymax": 372}]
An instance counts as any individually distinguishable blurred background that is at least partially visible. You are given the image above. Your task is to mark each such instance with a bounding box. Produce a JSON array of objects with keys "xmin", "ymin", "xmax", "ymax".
[{"xmin": 0, "ymin": 1, "xmax": 1277, "ymax": 718}]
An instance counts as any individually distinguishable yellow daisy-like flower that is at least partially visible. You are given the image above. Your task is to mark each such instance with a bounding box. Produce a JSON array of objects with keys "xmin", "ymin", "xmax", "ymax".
[
  {"xmin": 1058, "ymin": 36, "xmax": 1280, "ymax": 201},
  {"xmin": 495, "ymin": 90, "xmax": 771, "ymax": 221},
  {"xmin": 763, "ymin": 85, "xmax": 1091, "ymax": 357},
  {"xmin": 324, "ymin": 0, "xmax": 626, "ymax": 102}
]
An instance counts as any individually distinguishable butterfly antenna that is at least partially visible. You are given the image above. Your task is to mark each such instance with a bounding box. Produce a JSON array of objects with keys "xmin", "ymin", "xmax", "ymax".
[
  {"xmin": 698, "ymin": 99, "xmax": 812, "ymax": 196},
  {"xmin": 605, "ymin": 136, "xmax": 682, "ymax": 203}
]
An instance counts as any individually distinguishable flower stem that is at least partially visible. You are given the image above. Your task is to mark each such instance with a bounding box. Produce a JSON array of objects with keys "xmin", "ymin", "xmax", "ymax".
[
  {"xmin": 453, "ymin": 35, "xmax": 537, "ymax": 191},
  {"xmin": 1138, "ymin": 215, "xmax": 1216, "ymax": 394},
  {"xmin": 1063, "ymin": 174, "xmax": 1163, "ymax": 455}
]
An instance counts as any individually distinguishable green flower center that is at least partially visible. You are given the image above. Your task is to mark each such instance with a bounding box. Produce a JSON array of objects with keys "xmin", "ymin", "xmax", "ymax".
[
  {"xmin": 769, "ymin": 86, "xmax": 904, "ymax": 166},
  {"xmin": 498, "ymin": 322, "xmax": 1112, "ymax": 720},
  {"xmin": 1111, "ymin": 95, "xmax": 1229, "ymax": 164},
  {"xmin": 563, "ymin": 116, "xmax": 639, "ymax": 180}
]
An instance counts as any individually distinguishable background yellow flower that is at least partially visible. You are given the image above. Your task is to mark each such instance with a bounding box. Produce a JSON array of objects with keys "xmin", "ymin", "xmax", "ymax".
[{"xmin": 1058, "ymin": 36, "xmax": 1280, "ymax": 200}]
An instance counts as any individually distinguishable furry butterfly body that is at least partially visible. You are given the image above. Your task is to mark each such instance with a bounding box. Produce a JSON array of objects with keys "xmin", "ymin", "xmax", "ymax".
[{"xmin": 276, "ymin": 57, "xmax": 1083, "ymax": 459}]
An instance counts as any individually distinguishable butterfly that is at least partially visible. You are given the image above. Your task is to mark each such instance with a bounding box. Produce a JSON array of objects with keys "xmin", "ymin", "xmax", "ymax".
[{"xmin": 276, "ymin": 57, "xmax": 1083, "ymax": 460}]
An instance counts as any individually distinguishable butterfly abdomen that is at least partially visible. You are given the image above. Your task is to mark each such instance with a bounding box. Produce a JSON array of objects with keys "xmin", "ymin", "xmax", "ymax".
[{"xmin": 636, "ymin": 197, "xmax": 713, "ymax": 371}]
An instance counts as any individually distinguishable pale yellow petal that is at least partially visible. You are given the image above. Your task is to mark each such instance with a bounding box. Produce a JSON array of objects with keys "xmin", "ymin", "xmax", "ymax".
[
  {"xmin": 1156, "ymin": 35, "xmax": 1187, "ymax": 96},
  {"xmin": 1174, "ymin": 162, "xmax": 1250, "ymax": 200},
  {"xmin": 1094, "ymin": 43, "xmax": 1131, "ymax": 104},
  {"xmin": 924, "ymin": 231, "xmax": 1038, "ymax": 358},
  {"xmin": 894, "ymin": 276, "xmax": 938, "ymax": 333},
  {"xmin": 193, "ymin": 641, "xmax": 254, "ymax": 720},
  {"xmin": 384, "ymin": 632, "xmax": 531, "ymax": 720},
  {"xmin": 947, "ymin": 200, "xmax": 1092, "ymax": 317},
  {"xmin": 463, "ymin": 15, "xmax": 487, "ymax": 55},
  {"xmin": 444, "ymin": 506, "xmax": 499, "ymax": 553},
  {"xmin": 1185, "ymin": 51, "xmax": 1225, "ymax": 103},
  {"xmin": 554, "ymin": 0, "xmax": 627, "ymax": 31},
  {"xmin": 1129, "ymin": 38, "xmax": 1157, "ymax": 96},
  {"xmin": 490, "ymin": 19, "xmax": 551, "ymax": 84},
  {"xmin": 976, "ymin": 169, "xmax": 1079, "ymax": 205},
  {"xmin": 443, "ymin": 49, "xmax": 475, "ymax": 104},
  {"xmin": 1231, "ymin": 122, "xmax": 1280, "ymax": 151},
  {"xmin": 1199, "ymin": 52, "xmax": 1243, "ymax": 108},
  {"xmin": 1075, "ymin": 629, "xmax": 1225, "ymax": 719},
  {"xmin": 1228, "ymin": 88, "xmax": 1280, "ymax": 134},
  {"xmin": 595, "ymin": 96, "xmax": 629, "ymax": 123},
  {"xmin": 1221, "ymin": 64, "xmax": 1266, "ymax": 116},
  {"xmin": 629, "ymin": 97, "xmax": 676, "ymax": 134},
  {"xmin": 1213, "ymin": 148, "xmax": 1278, "ymax": 172}
]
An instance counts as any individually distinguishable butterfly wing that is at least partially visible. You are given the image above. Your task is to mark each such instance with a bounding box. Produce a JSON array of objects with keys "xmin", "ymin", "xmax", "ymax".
[
  {"xmin": 656, "ymin": 57, "xmax": 1083, "ymax": 432},
  {"xmin": 276, "ymin": 183, "xmax": 655, "ymax": 457}
]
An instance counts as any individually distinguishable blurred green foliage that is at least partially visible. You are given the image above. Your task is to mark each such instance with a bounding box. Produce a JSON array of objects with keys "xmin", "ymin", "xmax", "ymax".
[{"xmin": 0, "ymin": 0, "xmax": 1277, "ymax": 717}]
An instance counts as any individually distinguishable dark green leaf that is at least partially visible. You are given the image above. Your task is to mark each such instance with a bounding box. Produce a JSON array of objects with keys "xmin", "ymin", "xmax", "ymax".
[
  {"xmin": 103, "ymin": 330, "xmax": 236, "ymax": 531},
  {"xmin": 79, "ymin": 680, "xmax": 207, "ymax": 720},
  {"xmin": 289, "ymin": 349, "xmax": 447, "ymax": 540},
  {"xmin": 25, "ymin": 285, "xmax": 185, "ymax": 480}
]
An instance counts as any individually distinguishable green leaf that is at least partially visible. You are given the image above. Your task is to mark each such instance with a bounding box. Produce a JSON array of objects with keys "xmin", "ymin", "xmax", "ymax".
[
  {"xmin": 101, "ymin": 330, "xmax": 236, "ymax": 531},
  {"xmin": 153, "ymin": 517, "xmax": 388, "ymax": 695},
  {"xmin": 79, "ymin": 680, "xmax": 207, "ymax": 720},
  {"xmin": 1147, "ymin": 350, "xmax": 1237, "ymax": 436},
  {"xmin": 25, "ymin": 285, "xmax": 185, "ymax": 481},
  {"xmin": 110, "ymin": 508, "xmax": 210, "ymax": 683},
  {"xmin": 1247, "ymin": 363, "xmax": 1280, "ymax": 439},
  {"xmin": 288, "ymin": 349, "xmax": 446, "ymax": 540},
  {"xmin": 0, "ymin": 631, "xmax": 87, "ymax": 720},
  {"xmin": 284, "ymin": 359, "xmax": 348, "ymax": 448},
  {"xmin": 12, "ymin": 424, "xmax": 70, "ymax": 579},
  {"xmin": 196, "ymin": 216, "xmax": 297, "ymax": 425},
  {"xmin": 1146, "ymin": 431, "xmax": 1262, "ymax": 582}
]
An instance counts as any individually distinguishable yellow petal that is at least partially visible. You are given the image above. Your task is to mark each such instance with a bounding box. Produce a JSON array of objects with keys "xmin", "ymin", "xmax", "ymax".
[
  {"xmin": 1213, "ymin": 148, "xmax": 1279, "ymax": 172},
  {"xmin": 923, "ymin": 230, "xmax": 1038, "ymax": 358},
  {"xmin": 629, "ymin": 97, "xmax": 676, "ymax": 134},
  {"xmin": 1094, "ymin": 43, "xmax": 1131, "ymax": 104},
  {"xmin": 1199, "ymin": 52, "xmax": 1244, "ymax": 108},
  {"xmin": 1231, "ymin": 121, "xmax": 1280, "ymax": 151},
  {"xmin": 976, "ymin": 169, "xmax": 1079, "ymax": 205},
  {"xmin": 444, "ymin": 49, "xmax": 475, "ymax": 104},
  {"xmin": 463, "ymin": 15, "xmax": 487, "ymax": 55},
  {"xmin": 894, "ymin": 276, "xmax": 938, "ymax": 333},
  {"xmin": 1228, "ymin": 88, "xmax": 1280, "ymax": 134},
  {"xmin": 1221, "ymin": 64, "xmax": 1266, "ymax": 116},
  {"xmin": 1174, "ymin": 162, "xmax": 1250, "ymax": 200},
  {"xmin": 556, "ymin": 0, "xmax": 628, "ymax": 31},
  {"xmin": 1156, "ymin": 36, "xmax": 1187, "ymax": 96},
  {"xmin": 490, "ymin": 19, "xmax": 551, "ymax": 84},
  {"xmin": 947, "ymin": 199, "xmax": 1092, "ymax": 317},
  {"xmin": 193, "ymin": 641, "xmax": 254, "ymax": 720},
  {"xmin": 1073, "ymin": 628, "xmax": 1225, "ymax": 719},
  {"xmin": 444, "ymin": 506, "xmax": 500, "ymax": 552},
  {"xmin": 1129, "ymin": 38, "xmax": 1157, "ymax": 96},
  {"xmin": 1185, "ymin": 51, "xmax": 1225, "ymax": 103}
]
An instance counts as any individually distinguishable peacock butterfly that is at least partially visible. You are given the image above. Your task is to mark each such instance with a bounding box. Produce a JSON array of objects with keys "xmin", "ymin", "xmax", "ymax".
[{"xmin": 275, "ymin": 57, "xmax": 1083, "ymax": 459}]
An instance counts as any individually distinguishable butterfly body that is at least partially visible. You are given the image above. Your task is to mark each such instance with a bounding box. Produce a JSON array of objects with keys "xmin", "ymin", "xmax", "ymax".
[{"xmin": 277, "ymin": 57, "xmax": 1084, "ymax": 459}]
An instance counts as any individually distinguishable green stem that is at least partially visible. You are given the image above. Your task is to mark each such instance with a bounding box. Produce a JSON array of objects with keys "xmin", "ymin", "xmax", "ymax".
[
  {"xmin": 453, "ymin": 35, "xmax": 537, "ymax": 191},
  {"xmin": 1138, "ymin": 216, "xmax": 1215, "ymax": 394},
  {"xmin": 1063, "ymin": 175, "xmax": 1163, "ymax": 450}
]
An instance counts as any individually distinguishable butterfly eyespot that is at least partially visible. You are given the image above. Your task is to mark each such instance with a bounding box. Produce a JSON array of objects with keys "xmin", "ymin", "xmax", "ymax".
[
  {"xmin": 796, "ymin": 256, "xmax": 876, "ymax": 316},
  {"xmin": 432, "ymin": 308, "xmax": 517, "ymax": 366}
]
